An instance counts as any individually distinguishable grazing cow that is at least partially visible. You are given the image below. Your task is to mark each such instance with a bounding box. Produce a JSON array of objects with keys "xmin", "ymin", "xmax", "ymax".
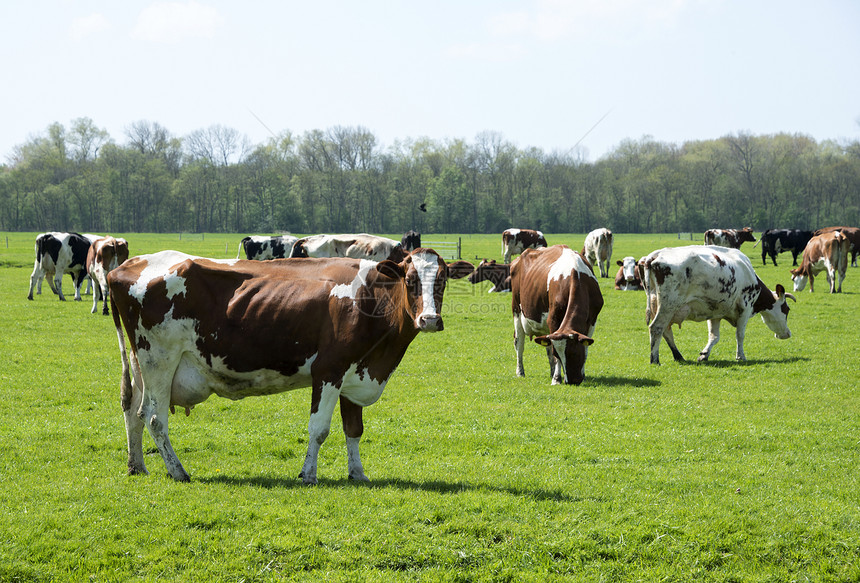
[
  {"xmin": 511, "ymin": 245, "xmax": 603, "ymax": 385},
  {"xmin": 446, "ymin": 260, "xmax": 475, "ymax": 280},
  {"xmin": 467, "ymin": 259, "xmax": 511, "ymax": 292},
  {"xmin": 401, "ymin": 230, "xmax": 421, "ymax": 252},
  {"xmin": 291, "ymin": 233, "xmax": 406, "ymax": 263},
  {"xmin": 703, "ymin": 227, "xmax": 756, "ymax": 249},
  {"xmin": 614, "ymin": 256, "xmax": 644, "ymax": 290},
  {"xmin": 108, "ymin": 248, "xmax": 448, "ymax": 483},
  {"xmin": 582, "ymin": 228, "xmax": 613, "ymax": 278},
  {"xmin": 237, "ymin": 235, "xmax": 298, "ymax": 260},
  {"xmin": 790, "ymin": 231, "xmax": 849, "ymax": 293},
  {"xmin": 814, "ymin": 226, "xmax": 860, "ymax": 267},
  {"xmin": 641, "ymin": 245, "xmax": 794, "ymax": 364},
  {"xmin": 502, "ymin": 228, "xmax": 547, "ymax": 263},
  {"xmin": 86, "ymin": 236, "xmax": 130, "ymax": 315},
  {"xmin": 756, "ymin": 229, "xmax": 813, "ymax": 266},
  {"xmin": 27, "ymin": 232, "xmax": 92, "ymax": 301}
]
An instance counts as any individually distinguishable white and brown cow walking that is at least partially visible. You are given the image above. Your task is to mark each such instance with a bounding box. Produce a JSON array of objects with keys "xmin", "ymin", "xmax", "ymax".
[
  {"xmin": 502, "ymin": 228, "xmax": 547, "ymax": 264},
  {"xmin": 87, "ymin": 236, "xmax": 129, "ymax": 315},
  {"xmin": 511, "ymin": 245, "xmax": 603, "ymax": 385},
  {"xmin": 790, "ymin": 231, "xmax": 849, "ymax": 293},
  {"xmin": 703, "ymin": 228, "xmax": 756, "ymax": 249},
  {"xmin": 108, "ymin": 248, "xmax": 448, "ymax": 483},
  {"xmin": 582, "ymin": 228, "xmax": 613, "ymax": 278},
  {"xmin": 642, "ymin": 245, "xmax": 794, "ymax": 364}
]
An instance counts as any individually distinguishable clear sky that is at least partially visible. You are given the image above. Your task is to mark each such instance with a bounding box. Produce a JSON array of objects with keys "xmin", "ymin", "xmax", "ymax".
[{"xmin": 2, "ymin": 0, "xmax": 859, "ymax": 162}]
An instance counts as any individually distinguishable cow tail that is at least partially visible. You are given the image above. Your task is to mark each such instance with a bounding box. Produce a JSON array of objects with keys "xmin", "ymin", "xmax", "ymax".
[{"xmin": 642, "ymin": 259, "xmax": 658, "ymax": 326}]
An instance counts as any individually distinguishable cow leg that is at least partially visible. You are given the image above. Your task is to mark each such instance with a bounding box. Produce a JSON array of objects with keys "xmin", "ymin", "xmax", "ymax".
[
  {"xmin": 139, "ymin": 390, "xmax": 189, "ymax": 482},
  {"xmin": 546, "ymin": 346, "xmax": 563, "ymax": 385},
  {"xmin": 733, "ymin": 316, "xmax": 751, "ymax": 361},
  {"xmin": 514, "ymin": 317, "xmax": 527, "ymax": 377},
  {"xmin": 72, "ymin": 272, "xmax": 85, "ymax": 301},
  {"xmin": 662, "ymin": 327, "xmax": 685, "ymax": 362},
  {"xmin": 53, "ymin": 272, "xmax": 66, "ymax": 301},
  {"xmin": 698, "ymin": 319, "xmax": 721, "ymax": 362},
  {"xmin": 299, "ymin": 382, "xmax": 340, "ymax": 485},
  {"xmin": 91, "ymin": 282, "xmax": 101, "ymax": 314},
  {"xmin": 27, "ymin": 265, "xmax": 43, "ymax": 300},
  {"xmin": 339, "ymin": 396, "xmax": 369, "ymax": 482},
  {"xmin": 123, "ymin": 351, "xmax": 148, "ymax": 476}
]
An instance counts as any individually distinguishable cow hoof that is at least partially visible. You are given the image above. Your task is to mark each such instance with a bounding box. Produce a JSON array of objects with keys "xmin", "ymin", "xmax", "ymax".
[
  {"xmin": 348, "ymin": 472, "xmax": 370, "ymax": 482},
  {"xmin": 697, "ymin": 354, "xmax": 709, "ymax": 362}
]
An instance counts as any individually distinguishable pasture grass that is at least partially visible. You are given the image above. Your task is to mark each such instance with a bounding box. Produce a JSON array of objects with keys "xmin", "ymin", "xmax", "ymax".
[{"xmin": 1, "ymin": 231, "xmax": 859, "ymax": 581}]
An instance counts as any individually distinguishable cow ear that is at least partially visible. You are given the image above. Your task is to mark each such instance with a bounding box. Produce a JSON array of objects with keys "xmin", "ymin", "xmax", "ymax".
[
  {"xmin": 374, "ymin": 260, "xmax": 405, "ymax": 281},
  {"xmin": 534, "ymin": 336, "xmax": 551, "ymax": 347},
  {"xmin": 570, "ymin": 332, "xmax": 595, "ymax": 346},
  {"xmin": 775, "ymin": 283, "xmax": 785, "ymax": 296},
  {"xmin": 617, "ymin": 260, "xmax": 623, "ymax": 266}
]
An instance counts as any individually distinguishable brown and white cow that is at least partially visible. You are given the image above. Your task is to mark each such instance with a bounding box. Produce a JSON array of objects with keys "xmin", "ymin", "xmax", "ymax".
[
  {"xmin": 108, "ymin": 248, "xmax": 448, "ymax": 483},
  {"xmin": 468, "ymin": 259, "xmax": 511, "ymax": 292},
  {"xmin": 703, "ymin": 227, "xmax": 756, "ymax": 249},
  {"xmin": 614, "ymin": 256, "xmax": 644, "ymax": 290},
  {"xmin": 27, "ymin": 232, "xmax": 92, "ymax": 301},
  {"xmin": 814, "ymin": 226, "xmax": 860, "ymax": 268},
  {"xmin": 502, "ymin": 228, "xmax": 547, "ymax": 264},
  {"xmin": 87, "ymin": 236, "xmax": 130, "ymax": 315},
  {"xmin": 790, "ymin": 231, "xmax": 849, "ymax": 293},
  {"xmin": 582, "ymin": 228, "xmax": 613, "ymax": 278},
  {"xmin": 511, "ymin": 245, "xmax": 603, "ymax": 385},
  {"xmin": 291, "ymin": 233, "xmax": 406, "ymax": 263},
  {"xmin": 642, "ymin": 245, "xmax": 794, "ymax": 364},
  {"xmin": 237, "ymin": 235, "xmax": 298, "ymax": 260}
]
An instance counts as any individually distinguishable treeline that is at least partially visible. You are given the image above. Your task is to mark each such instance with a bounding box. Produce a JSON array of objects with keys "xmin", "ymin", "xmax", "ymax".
[{"xmin": 2, "ymin": 118, "xmax": 859, "ymax": 235}]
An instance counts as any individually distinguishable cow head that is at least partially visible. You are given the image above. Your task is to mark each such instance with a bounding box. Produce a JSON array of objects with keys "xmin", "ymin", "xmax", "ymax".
[
  {"xmin": 468, "ymin": 259, "xmax": 495, "ymax": 284},
  {"xmin": 788, "ymin": 267, "xmax": 808, "ymax": 292},
  {"xmin": 534, "ymin": 331, "xmax": 595, "ymax": 385},
  {"xmin": 400, "ymin": 248, "xmax": 447, "ymax": 332},
  {"xmin": 617, "ymin": 256, "xmax": 637, "ymax": 282},
  {"xmin": 759, "ymin": 283, "xmax": 795, "ymax": 339}
]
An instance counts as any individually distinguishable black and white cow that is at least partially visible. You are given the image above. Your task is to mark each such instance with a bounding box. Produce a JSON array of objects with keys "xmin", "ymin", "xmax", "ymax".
[
  {"xmin": 401, "ymin": 230, "xmax": 421, "ymax": 252},
  {"xmin": 756, "ymin": 229, "xmax": 814, "ymax": 266},
  {"xmin": 27, "ymin": 232, "xmax": 92, "ymax": 301},
  {"xmin": 502, "ymin": 228, "xmax": 547, "ymax": 264},
  {"xmin": 237, "ymin": 235, "xmax": 298, "ymax": 260},
  {"xmin": 641, "ymin": 245, "xmax": 794, "ymax": 364}
]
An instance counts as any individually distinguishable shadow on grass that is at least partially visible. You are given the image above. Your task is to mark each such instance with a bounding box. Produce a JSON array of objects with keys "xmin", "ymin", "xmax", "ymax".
[
  {"xmin": 589, "ymin": 375, "xmax": 660, "ymax": 388},
  {"xmin": 198, "ymin": 474, "xmax": 595, "ymax": 502},
  {"xmin": 680, "ymin": 355, "xmax": 812, "ymax": 367}
]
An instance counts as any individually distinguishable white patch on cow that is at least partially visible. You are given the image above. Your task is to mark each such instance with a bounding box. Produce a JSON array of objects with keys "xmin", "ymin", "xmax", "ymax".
[
  {"xmin": 339, "ymin": 362, "xmax": 387, "ymax": 407},
  {"xmin": 330, "ymin": 259, "xmax": 378, "ymax": 300},
  {"xmin": 506, "ymin": 228, "xmax": 521, "ymax": 237},
  {"xmin": 129, "ymin": 251, "xmax": 193, "ymax": 302},
  {"xmin": 547, "ymin": 248, "xmax": 596, "ymax": 290},
  {"xmin": 411, "ymin": 251, "xmax": 441, "ymax": 319}
]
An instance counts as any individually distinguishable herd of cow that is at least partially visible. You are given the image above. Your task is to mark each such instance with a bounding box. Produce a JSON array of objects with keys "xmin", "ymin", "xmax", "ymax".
[{"xmin": 23, "ymin": 224, "xmax": 856, "ymax": 483}]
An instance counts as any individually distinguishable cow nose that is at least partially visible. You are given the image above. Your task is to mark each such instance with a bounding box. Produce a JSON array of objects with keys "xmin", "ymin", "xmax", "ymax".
[
  {"xmin": 625, "ymin": 275, "xmax": 634, "ymax": 281},
  {"xmin": 418, "ymin": 314, "xmax": 443, "ymax": 332},
  {"xmin": 775, "ymin": 330, "xmax": 791, "ymax": 340}
]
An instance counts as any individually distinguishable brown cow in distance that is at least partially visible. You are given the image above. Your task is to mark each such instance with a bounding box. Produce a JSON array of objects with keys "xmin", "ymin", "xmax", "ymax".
[
  {"xmin": 704, "ymin": 228, "xmax": 756, "ymax": 249},
  {"xmin": 790, "ymin": 231, "xmax": 849, "ymax": 293},
  {"xmin": 87, "ymin": 236, "xmax": 129, "ymax": 315}
]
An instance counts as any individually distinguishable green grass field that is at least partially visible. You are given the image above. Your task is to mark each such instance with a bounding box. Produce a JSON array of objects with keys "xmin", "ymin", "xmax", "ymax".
[{"xmin": 1, "ymin": 232, "xmax": 858, "ymax": 582}]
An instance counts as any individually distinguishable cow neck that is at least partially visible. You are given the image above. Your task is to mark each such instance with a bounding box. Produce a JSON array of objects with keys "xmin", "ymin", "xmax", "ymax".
[{"xmin": 750, "ymin": 277, "xmax": 776, "ymax": 314}]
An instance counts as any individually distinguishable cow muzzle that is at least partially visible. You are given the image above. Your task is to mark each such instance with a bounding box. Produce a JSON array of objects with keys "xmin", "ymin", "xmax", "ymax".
[{"xmin": 417, "ymin": 313, "xmax": 444, "ymax": 332}]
